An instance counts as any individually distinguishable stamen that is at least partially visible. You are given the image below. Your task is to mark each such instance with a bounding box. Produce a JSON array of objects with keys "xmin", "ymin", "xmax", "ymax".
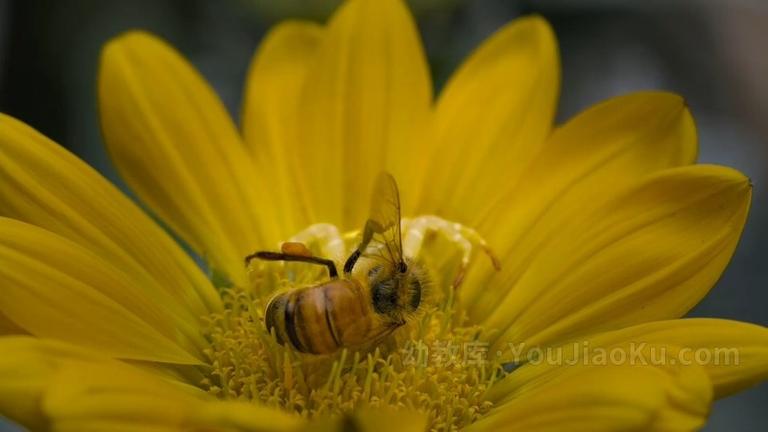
[{"xmin": 204, "ymin": 222, "xmax": 502, "ymax": 431}]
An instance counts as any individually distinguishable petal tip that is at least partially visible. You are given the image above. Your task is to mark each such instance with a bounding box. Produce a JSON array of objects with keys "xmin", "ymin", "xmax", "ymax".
[
  {"xmin": 507, "ymin": 14, "xmax": 557, "ymax": 46},
  {"xmin": 270, "ymin": 19, "xmax": 323, "ymax": 35},
  {"xmin": 521, "ymin": 13, "xmax": 554, "ymax": 31},
  {"xmin": 625, "ymin": 90, "xmax": 686, "ymax": 109},
  {"xmin": 100, "ymin": 30, "xmax": 166, "ymax": 61},
  {"xmin": 111, "ymin": 29, "xmax": 158, "ymax": 43}
]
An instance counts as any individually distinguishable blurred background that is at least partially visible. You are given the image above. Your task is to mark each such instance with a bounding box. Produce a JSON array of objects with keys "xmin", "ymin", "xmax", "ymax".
[{"xmin": 0, "ymin": 0, "xmax": 765, "ymax": 430}]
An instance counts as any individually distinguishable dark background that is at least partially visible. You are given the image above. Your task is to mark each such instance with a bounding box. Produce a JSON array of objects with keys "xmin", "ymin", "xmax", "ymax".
[{"xmin": 0, "ymin": 0, "xmax": 765, "ymax": 430}]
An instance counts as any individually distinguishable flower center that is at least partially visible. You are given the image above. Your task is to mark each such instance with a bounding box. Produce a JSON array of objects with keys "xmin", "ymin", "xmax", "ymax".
[{"xmin": 201, "ymin": 222, "xmax": 503, "ymax": 431}]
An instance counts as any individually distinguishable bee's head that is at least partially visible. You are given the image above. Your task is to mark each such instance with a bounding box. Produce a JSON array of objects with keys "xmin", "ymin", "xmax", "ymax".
[{"xmin": 367, "ymin": 259, "xmax": 426, "ymax": 318}]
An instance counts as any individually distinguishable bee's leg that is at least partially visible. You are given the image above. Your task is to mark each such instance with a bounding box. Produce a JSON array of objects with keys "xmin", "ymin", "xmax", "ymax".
[
  {"xmin": 245, "ymin": 251, "xmax": 338, "ymax": 279},
  {"xmin": 403, "ymin": 216, "xmax": 500, "ymax": 290},
  {"xmin": 288, "ymin": 223, "xmax": 346, "ymax": 263}
]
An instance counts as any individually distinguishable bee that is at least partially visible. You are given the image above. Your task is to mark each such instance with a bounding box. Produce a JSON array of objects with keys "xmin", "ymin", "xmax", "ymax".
[{"xmin": 246, "ymin": 172, "xmax": 426, "ymax": 355}]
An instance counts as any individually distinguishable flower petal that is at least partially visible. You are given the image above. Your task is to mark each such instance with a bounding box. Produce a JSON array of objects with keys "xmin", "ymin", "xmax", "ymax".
[
  {"xmin": 415, "ymin": 15, "xmax": 559, "ymax": 222},
  {"xmin": 0, "ymin": 113, "xmax": 221, "ymax": 315},
  {"xmin": 0, "ymin": 311, "xmax": 26, "ymax": 335},
  {"xmin": 98, "ymin": 31, "xmax": 279, "ymax": 284},
  {"xmin": 302, "ymin": 408, "xmax": 428, "ymax": 432},
  {"xmin": 241, "ymin": 21, "xmax": 323, "ymax": 236},
  {"xmin": 44, "ymin": 363, "xmax": 303, "ymax": 432},
  {"xmin": 0, "ymin": 337, "xmax": 104, "ymax": 430},
  {"xmin": 346, "ymin": 409, "xmax": 428, "ymax": 432},
  {"xmin": 0, "ymin": 337, "xmax": 301, "ymax": 432},
  {"xmin": 483, "ymin": 165, "xmax": 750, "ymax": 354},
  {"xmin": 463, "ymin": 92, "xmax": 698, "ymax": 313},
  {"xmin": 297, "ymin": 0, "xmax": 432, "ymax": 228},
  {"xmin": 190, "ymin": 401, "xmax": 304, "ymax": 432},
  {"xmin": 476, "ymin": 352, "xmax": 712, "ymax": 432},
  {"xmin": 554, "ymin": 319, "xmax": 768, "ymax": 399},
  {"xmin": 0, "ymin": 218, "xmax": 203, "ymax": 364},
  {"xmin": 42, "ymin": 362, "xmax": 203, "ymax": 430}
]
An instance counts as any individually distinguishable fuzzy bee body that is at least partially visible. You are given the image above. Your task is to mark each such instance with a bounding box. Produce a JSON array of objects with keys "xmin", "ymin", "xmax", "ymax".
[
  {"xmin": 265, "ymin": 279, "xmax": 378, "ymax": 354},
  {"xmin": 252, "ymin": 172, "xmax": 428, "ymax": 355},
  {"xmin": 264, "ymin": 259, "xmax": 426, "ymax": 354}
]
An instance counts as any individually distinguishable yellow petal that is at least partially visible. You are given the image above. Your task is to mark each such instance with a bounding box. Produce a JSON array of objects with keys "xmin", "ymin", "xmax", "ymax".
[
  {"xmin": 242, "ymin": 20, "xmax": 323, "ymax": 236},
  {"xmin": 302, "ymin": 408, "xmax": 427, "ymax": 432},
  {"xmin": 0, "ymin": 218, "xmax": 203, "ymax": 364},
  {"xmin": 346, "ymin": 409, "xmax": 427, "ymax": 432},
  {"xmin": 191, "ymin": 401, "xmax": 304, "ymax": 432},
  {"xmin": 99, "ymin": 31, "xmax": 279, "ymax": 284},
  {"xmin": 43, "ymin": 362, "xmax": 200, "ymax": 431},
  {"xmin": 0, "ymin": 114, "xmax": 220, "ymax": 316},
  {"xmin": 0, "ymin": 310, "xmax": 26, "ymax": 335},
  {"xmin": 484, "ymin": 165, "xmax": 750, "ymax": 350},
  {"xmin": 414, "ymin": 15, "xmax": 559, "ymax": 222},
  {"xmin": 463, "ymin": 92, "xmax": 698, "ymax": 313},
  {"xmin": 476, "ymin": 353, "xmax": 711, "ymax": 432},
  {"xmin": 0, "ymin": 337, "xmax": 300, "ymax": 432},
  {"xmin": 297, "ymin": 0, "xmax": 432, "ymax": 228},
  {"xmin": 44, "ymin": 362, "xmax": 303, "ymax": 432},
  {"xmin": 0, "ymin": 337, "xmax": 105, "ymax": 430},
  {"xmin": 552, "ymin": 319, "xmax": 768, "ymax": 399}
]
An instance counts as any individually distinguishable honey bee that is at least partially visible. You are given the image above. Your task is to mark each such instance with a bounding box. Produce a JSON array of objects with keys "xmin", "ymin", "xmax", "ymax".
[{"xmin": 246, "ymin": 172, "xmax": 426, "ymax": 355}]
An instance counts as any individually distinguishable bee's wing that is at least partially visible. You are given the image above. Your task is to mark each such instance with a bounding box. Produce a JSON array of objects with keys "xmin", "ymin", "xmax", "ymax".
[
  {"xmin": 367, "ymin": 172, "xmax": 404, "ymax": 266},
  {"xmin": 344, "ymin": 172, "xmax": 405, "ymax": 273}
]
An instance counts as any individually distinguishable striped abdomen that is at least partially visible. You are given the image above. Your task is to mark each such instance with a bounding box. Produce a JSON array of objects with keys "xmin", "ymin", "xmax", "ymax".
[{"xmin": 264, "ymin": 279, "xmax": 382, "ymax": 354}]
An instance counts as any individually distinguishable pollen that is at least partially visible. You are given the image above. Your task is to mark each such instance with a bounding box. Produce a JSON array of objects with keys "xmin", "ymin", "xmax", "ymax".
[{"xmin": 201, "ymin": 228, "xmax": 504, "ymax": 431}]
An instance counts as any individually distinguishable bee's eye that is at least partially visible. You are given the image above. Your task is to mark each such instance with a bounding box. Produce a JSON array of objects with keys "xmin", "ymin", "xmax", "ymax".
[{"xmin": 371, "ymin": 279, "xmax": 398, "ymax": 315}]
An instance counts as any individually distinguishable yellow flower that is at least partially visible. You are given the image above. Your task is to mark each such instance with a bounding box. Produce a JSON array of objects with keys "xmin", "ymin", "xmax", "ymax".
[{"xmin": 0, "ymin": 0, "xmax": 766, "ymax": 430}]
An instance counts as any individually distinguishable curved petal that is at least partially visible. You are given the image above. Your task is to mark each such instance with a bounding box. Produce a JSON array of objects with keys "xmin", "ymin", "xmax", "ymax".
[
  {"xmin": 44, "ymin": 363, "xmax": 302, "ymax": 432},
  {"xmin": 98, "ymin": 31, "xmax": 279, "ymax": 284},
  {"xmin": 475, "ymin": 351, "xmax": 712, "ymax": 432},
  {"xmin": 415, "ymin": 15, "xmax": 559, "ymax": 222},
  {"xmin": 189, "ymin": 401, "xmax": 304, "ymax": 432},
  {"xmin": 302, "ymin": 408, "xmax": 427, "ymax": 432},
  {"xmin": 0, "ymin": 310, "xmax": 26, "ymax": 335},
  {"xmin": 0, "ymin": 337, "xmax": 300, "ymax": 432},
  {"xmin": 0, "ymin": 337, "xmax": 105, "ymax": 430},
  {"xmin": 46, "ymin": 367, "xmax": 302, "ymax": 432},
  {"xmin": 0, "ymin": 218, "xmax": 204, "ymax": 364},
  {"xmin": 297, "ymin": 0, "xmax": 432, "ymax": 229},
  {"xmin": 0, "ymin": 337, "xmax": 301, "ymax": 432},
  {"xmin": 241, "ymin": 21, "xmax": 323, "ymax": 236},
  {"xmin": 0, "ymin": 114, "xmax": 220, "ymax": 316},
  {"xmin": 483, "ymin": 165, "xmax": 750, "ymax": 353},
  {"xmin": 463, "ymin": 92, "xmax": 698, "ymax": 312},
  {"xmin": 40, "ymin": 363, "xmax": 424, "ymax": 432},
  {"xmin": 549, "ymin": 319, "xmax": 768, "ymax": 399}
]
